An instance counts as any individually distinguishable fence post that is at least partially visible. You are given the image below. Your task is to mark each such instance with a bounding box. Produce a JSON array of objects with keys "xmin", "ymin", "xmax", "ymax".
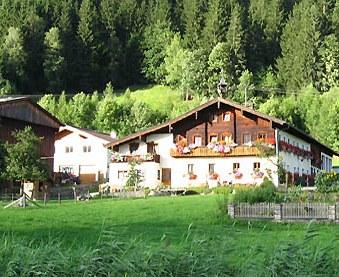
[
  {"xmin": 58, "ymin": 193, "xmax": 61, "ymax": 205},
  {"xmin": 44, "ymin": 193, "xmax": 47, "ymax": 206},
  {"xmin": 274, "ymin": 203, "xmax": 282, "ymax": 221},
  {"xmin": 328, "ymin": 204, "xmax": 336, "ymax": 221},
  {"xmin": 228, "ymin": 204, "xmax": 235, "ymax": 219}
]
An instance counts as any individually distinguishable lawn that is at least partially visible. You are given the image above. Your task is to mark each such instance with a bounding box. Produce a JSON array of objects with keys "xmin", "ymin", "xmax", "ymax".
[{"xmin": 0, "ymin": 195, "xmax": 338, "ymax": 275}]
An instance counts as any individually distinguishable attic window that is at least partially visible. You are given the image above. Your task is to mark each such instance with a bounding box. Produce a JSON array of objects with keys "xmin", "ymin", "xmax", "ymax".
[
  {"xmin": 129, "ymin": 142, "xmax": 139, "ymax": 153},
  {"xmin": 223, "ymin": 112, "xmax": 231, "ymax": 122},
  {"xmin": 209, "ymin": 113, "xmax": 218, "ymax": 122}
]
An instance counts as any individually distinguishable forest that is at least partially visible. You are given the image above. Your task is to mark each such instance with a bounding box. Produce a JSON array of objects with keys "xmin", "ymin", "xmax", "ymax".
[{"xmin": 0, "ymin": 0, "xmax": 338, "ymax": 151}]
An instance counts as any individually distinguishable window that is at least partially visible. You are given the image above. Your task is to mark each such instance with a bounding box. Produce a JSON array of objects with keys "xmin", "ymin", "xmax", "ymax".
[
  {"xmin": 233, "ymin": 163, "xmax": 240, "ymax": 170},
  {"xmin": 83, "ymin": 145, "xmax": 91, "ymax": 153},
  {"xmin": 209, "ymin": 164, "xmax": 215, "ymax": 174},
  {"xmin": 65, "ymin": 146, "xmax": 73, "ymax": 153},
  {"xmin": 129, "ymin": 143, "xmax": 139, "ymax": 153},
  {"xmin": 209, "ymin": 113, "xmax": 218, "ymax": 122},
  {"xmin": 253, "ymin": 162, "xmax": 260, "ymax": 170},
  {"xmin": 118, "ymin": 170, "xmax": 128, "ymax": 179},
  {"xmin": 209, "ymin": 133, "xmax": 218, "ymax": 143},
  {"xmin": 221, "ymin": 132, "xmax": 233, "ymax": 144},
  {"xmin": 188, "ymin": 164, "xmax": 194, "ymax": 174},
  {"xmin": 243, "ymin": 133, "xmax": 252, "ymax": 144},
  {"xmin": 194, "ymin": 135, "xmax": 202, "ymax": 146},
  {"xmin": 223, "ymin": 112, "xmax": 231, "ymax": 121},
  {"xmin": 257, "ymin": 132, "xmax": 267, "ymax": 140}
]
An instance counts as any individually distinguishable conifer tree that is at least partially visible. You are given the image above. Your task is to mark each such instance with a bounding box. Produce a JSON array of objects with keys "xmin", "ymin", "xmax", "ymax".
[
  {"xmin": 43, "ymin": 27, "xmax": 65, "ymax": 92},
  {"xmin": 182, "ymin": 0, "xmax": 207, "ymax": 48},
  {"xmin": 0, "ymin": 27, "xmax": 27, "ymax": 93},
  {"xmin": 277, "ymin": 0, "xmax": 321, "ymax": 91}
]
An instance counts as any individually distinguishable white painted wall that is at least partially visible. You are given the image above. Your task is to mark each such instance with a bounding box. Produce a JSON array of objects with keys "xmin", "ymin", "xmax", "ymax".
[
  {"xmin": 54, "ymin": 132, "xmax": 111, "ymax": 181},
  {"xmin": 109, "ymin": 133, "xmax": 279, "ymax": 188},
  {"xmin": 278, "ymin": 130, "xmax": 312, "ymax": 175}
]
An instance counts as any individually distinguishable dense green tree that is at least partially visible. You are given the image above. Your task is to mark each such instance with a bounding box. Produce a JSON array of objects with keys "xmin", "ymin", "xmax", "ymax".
[
  {"xmin": 94, "ymin": 83, "xmax": 120, "ymax": 133},
  {"xmin": 0, "ymin": 27, "xmax": 26, "ymax": 93},
  {"xmin": 77, "ymin": 0, "xmax": 100, "ymax": 91},
  {"xmin": 43, "ymin": 27, "xmax": 65, "ymax": 92},
  {"xmin": 142, "ymin": 22, "xmax": 174, "ymax": 83},
  {"xmin": 318, "ymin": 34, "xmax": 339, "ymax": 91},
  {"xmin": 182, "ymin": 0, "xmax": 207, "ymax": 48},
  {"xmin": 164, "ymin": 34, "xmax": 188, "ymax": 87},
  {"xmin": 22, "ymin": 12, "xmax": 46, "ymax": 93},
  {"xmin": 277, "ymin": 0, "xmax": 321, "ymax": 92},
  {"xmin": 4, "ymin": 127, "xmax": 48, "ymax": 184},
  {"xmin": 181, "ymin": 48, "xmax": 210, "ymax": 96},
  {"xmin": 69, "ymin": 92, "xmax": 97, "ymax": 128},
  {"xmin": 38, "ymin": 94, "xmax": 57, "ymax": 116},
  {"xmin": 235, "ymin": 69, "xmax": 255, "ymax": 105}
]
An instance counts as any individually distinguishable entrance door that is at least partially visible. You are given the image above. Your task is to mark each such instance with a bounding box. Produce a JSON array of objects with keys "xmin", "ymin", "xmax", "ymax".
[{"xmin": 161, "ymin": 168, "xmax": 171, "ymax": 187}]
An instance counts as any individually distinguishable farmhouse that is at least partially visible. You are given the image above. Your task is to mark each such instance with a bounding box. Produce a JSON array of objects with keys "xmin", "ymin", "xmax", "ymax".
[
  {"xmin": 54, "ymin": 125, "xmax": 115, "ymax": 184},
  {"xmin": 106, "ymin": 98, "xmax": 337, "ymax": 189},
  {"xmin": 0, "ymin": 96, "xmax": 62, "ymax": 175}
]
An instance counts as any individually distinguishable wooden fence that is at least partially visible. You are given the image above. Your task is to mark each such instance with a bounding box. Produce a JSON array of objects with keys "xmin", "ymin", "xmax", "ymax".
[{"xmin": 228, "ymin": 203, "xmax": 339, "ymax": 222}]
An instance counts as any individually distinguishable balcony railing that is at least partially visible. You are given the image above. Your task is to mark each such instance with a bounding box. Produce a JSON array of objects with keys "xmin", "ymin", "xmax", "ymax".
[
  {"xmin": 112, "ymin": 154, "xmax": 160, "ymax": 163},
  {"xmin": 170, "ymin": 146, "xmax": 261, "ymax": 158}
]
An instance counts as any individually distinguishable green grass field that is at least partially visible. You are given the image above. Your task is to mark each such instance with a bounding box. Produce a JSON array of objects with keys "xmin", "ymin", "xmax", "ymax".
[{"xmin": 0, "ymin": 195, "xmax": 338, "ymax": 275}]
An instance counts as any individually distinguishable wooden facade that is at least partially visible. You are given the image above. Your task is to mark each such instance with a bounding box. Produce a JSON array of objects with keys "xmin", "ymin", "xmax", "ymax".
[
  {"xmin": 171, "ymin": 103, "xmax": 275, "ymax": 147},
  {"xmin": 0, "ymin": 97, "xmax": 62, "ymax": 176}
]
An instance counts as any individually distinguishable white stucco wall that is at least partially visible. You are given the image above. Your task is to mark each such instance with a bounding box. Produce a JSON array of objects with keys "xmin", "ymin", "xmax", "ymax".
[
  {"xmin": 109, "ymin": 133, "xmax": 279, "ymax": 188},
  {"xmin": 54, "ymin": 132, "xmax": 111, "ymax": 180},
  {"xmin": 278, "ymin": 130, "xmax": 312, "ymax": 176}
]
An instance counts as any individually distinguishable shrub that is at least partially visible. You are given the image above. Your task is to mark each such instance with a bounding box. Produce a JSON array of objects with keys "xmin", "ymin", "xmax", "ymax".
[
  {"xmin": 212, "ymin": 186, "xmax": 232, "ymax": 195},
  {"xmin": 231, "ymin": 180, "xmax": 281, "ymax": 204},
  {"xmin": 315, "ymin": 172, "xmax": 339, "ymax": 193}
]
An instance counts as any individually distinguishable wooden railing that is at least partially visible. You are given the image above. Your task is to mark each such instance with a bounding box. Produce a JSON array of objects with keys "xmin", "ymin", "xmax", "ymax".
[
  {"xmin": 112, "ymin": 154, "xmax": 160, "ymax": 163},
  {"xmin": 170, "ymin": 146, "xmax": 261, "ymax": 158}
]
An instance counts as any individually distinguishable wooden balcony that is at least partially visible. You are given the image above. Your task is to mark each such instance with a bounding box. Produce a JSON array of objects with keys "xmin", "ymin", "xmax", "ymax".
[
  {"xmin": 170, "ymin": 146, "xmax": 261, "ymax": 158},
  {"xmin": 112, "ymin": 154, "xmax": 160, "ymax": 163}
]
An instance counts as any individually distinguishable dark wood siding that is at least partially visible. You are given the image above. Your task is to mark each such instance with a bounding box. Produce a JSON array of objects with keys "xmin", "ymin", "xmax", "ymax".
[
  {"xmin": 0, "ymin": 116, "xmax": 58, "ymax": 173},
  {"xmin": 172, "ymin": 103, "xmax": 275, "ymax": 145}
]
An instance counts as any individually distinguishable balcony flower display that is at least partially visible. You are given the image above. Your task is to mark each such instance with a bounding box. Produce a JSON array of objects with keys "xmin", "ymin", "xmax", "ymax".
[
  {"xmin": 145, "ymin": 153, "xmax": 154, "ymax": 161},
  {"xmin": 279, "ymin": 141, "xmax": 313, "ymax": 159},
  {"xmin": 189, "ymin": 173, "xmax": 197, "ymax": 180},
  {"xmin": 209, "ymin": 173, "xmax": 219, "ymax": 180},
  {"xmin": 252, "ymin": 169, "xmax": 264, "ymax": 178},
  {"xmin": 233, "ymin": 170, "xmax": 243, "ymax": 179},
  {"xmin": 111, "ymin": 152, "xmax": 123, "ymax": 162},
  {"xmin": 207, "ymin": 142, "xmax": 231, "ymax": 154}
]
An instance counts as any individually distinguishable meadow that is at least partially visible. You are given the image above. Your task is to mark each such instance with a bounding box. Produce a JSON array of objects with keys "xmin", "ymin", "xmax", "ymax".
[{"xmin": 0, "ymin": 195, "xmax": 338, "ymax": 276}]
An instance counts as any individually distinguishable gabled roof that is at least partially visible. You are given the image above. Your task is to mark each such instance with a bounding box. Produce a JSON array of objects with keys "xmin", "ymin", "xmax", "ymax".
[
  {"xmin": 57, "ymin": 125, "xmax": 115, "ymax": 143},
  {"xmin": 0, "ymin": 96, "xmax": 62, "ymax": 129},
  {"xmin": 105, "ymin": 97, "xmax": 338, "ymax": 156}
]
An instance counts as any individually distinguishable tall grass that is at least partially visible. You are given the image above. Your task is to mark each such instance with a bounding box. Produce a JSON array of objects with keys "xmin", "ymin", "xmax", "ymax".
[{"xmin": 0, "ymin": 224, "xmax": 337, "ymax": 276}]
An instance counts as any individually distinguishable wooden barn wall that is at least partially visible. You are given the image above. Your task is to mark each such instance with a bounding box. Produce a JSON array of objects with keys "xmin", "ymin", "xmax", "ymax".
[
  {"xmin": 172, "ymin": 103, "xmax": 275, "ymax": 145},
  {"xmin": 0, "ymin": 116, "xmax": 57, "ymax": 172},
  {"xmin": 0, "ymin": 101, "xmax": 59, "ymax": 129}
]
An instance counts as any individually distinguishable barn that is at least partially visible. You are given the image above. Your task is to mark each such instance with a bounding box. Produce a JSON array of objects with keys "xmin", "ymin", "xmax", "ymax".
[{"xmin": 0, "ymin": 97, "xmax": 62, "ymax": 181}]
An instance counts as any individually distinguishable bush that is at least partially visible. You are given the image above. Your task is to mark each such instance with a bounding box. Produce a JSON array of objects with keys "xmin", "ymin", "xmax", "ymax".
[
  {"xmin": 315, "ymin": 172, "xmax": 339, "ymax": 193},
  {"xmin": 231, "ymin": 179, "xmax": 281, "ymax": 204},
  {"xmin": 212, "ymin": 186, "xmax": 232, "ymax": 195}
]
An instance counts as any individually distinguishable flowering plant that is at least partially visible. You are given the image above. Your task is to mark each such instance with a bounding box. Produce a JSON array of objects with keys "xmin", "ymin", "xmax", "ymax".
[
  {"xmin": 209, "ymin": 173, "xmax": 219, "ymax": 180},
  {"xmin": 233, "ymin": 170, "xmax": 243, "ymax": 179},
  {"xmin": 189, "ymin": 173, "xmax": 197, "ymax": 180}
]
